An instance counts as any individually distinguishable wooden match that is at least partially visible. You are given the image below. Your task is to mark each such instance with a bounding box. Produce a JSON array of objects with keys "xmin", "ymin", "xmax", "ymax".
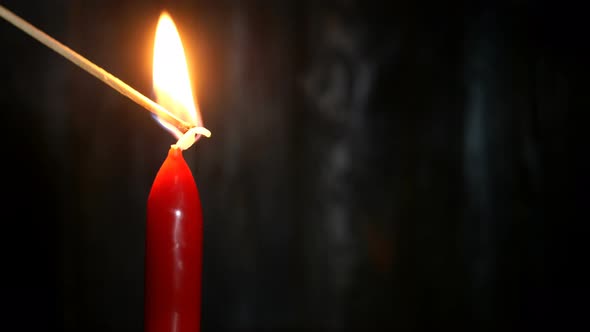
[{"xmin": 0, "ymin": 4, "xmax": 211, "ymax": 138}]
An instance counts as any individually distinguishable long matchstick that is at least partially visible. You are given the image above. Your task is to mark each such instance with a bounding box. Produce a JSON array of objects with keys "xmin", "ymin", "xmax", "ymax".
[{"xmin": 0, "ymin": 4, "xmax": 211, "ymax": 138}]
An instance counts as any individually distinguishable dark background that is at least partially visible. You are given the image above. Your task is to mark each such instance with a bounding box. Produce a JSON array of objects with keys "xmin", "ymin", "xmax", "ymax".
[{"xmin": 0, "ymin": 0, "xmax": 587, "ymax": 331}]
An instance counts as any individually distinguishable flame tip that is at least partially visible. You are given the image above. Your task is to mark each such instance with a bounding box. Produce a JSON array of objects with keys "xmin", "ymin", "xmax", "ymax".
[{"xmin": 159, "ymin": 11, "xmax": 172, "ymax": 19}]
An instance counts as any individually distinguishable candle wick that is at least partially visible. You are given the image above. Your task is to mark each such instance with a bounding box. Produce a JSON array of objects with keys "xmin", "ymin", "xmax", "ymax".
[{"xmin": 173, "ymin": 126, "xmax": 211, "ymax": 150}]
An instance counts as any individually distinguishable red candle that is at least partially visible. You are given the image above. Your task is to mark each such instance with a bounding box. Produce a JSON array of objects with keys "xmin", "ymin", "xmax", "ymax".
[
  {"xmin": 145, "ymin": 145, "xmax": 202, "ymax": 332},
  {"xmin": 145, "ymin": 11, "xmax": 210, "ymax": 332}
]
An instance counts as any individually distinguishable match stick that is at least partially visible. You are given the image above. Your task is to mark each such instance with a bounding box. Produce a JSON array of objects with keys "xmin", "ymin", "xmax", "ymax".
[{"xmin": 0, "ymin": 5, "xmax": 211, "ymax": 138}]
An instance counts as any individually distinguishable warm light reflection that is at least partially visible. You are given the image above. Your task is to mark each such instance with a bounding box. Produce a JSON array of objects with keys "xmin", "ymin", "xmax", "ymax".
[{"xmin": 153, "ymin": 12, "xmax": 202, "ymax": 141}]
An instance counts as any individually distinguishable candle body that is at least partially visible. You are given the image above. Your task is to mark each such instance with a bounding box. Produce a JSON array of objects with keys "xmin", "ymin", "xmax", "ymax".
[{"xmin": 145, "ymin": 146, "xmax": 202, "ymax": 332}]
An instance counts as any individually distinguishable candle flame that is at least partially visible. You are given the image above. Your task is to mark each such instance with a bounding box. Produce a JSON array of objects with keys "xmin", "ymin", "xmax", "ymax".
[{"xmin": 153, "ymin": 12, "xmax": 207, "ymax": 149}]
